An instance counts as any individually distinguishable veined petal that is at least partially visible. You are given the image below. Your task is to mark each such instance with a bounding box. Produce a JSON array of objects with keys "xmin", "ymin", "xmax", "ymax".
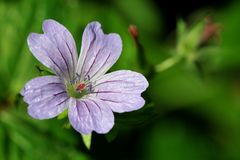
[
  {"xmin": 91, "ymin": 70, "xmax": 149, "ymax": 113},
  {"xmin": 21, "ymin": 76, "xmax": 63, "ymax": 95},
  {"xmin": 76, "ymin": 22, "xmax": 122, "ymax": 82},
  {"xmin": 43, "ymin": 19, "xmax": 78, "ymax": 79},
  {"xmin": 27, "ymin": 19, "xmax": 78, "ymax": 81},
  {"xmin": 21, "ymin": 76, "xmax": 69, "ymax": 119},
  {"xmin": 68, "ymin": 97, "xmax": 114, "ymax": 134}
]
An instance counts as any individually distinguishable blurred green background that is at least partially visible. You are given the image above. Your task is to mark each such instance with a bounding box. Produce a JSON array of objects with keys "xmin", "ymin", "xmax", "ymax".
[{"xmin": 1, "ymin": 0, "xmax": 240, "ymax": 159}]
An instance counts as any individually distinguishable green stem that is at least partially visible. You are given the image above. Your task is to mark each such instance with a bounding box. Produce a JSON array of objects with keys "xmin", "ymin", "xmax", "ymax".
[{"xmin": 155, "ymin": 56, "xmax": 181, "ymax": 72}]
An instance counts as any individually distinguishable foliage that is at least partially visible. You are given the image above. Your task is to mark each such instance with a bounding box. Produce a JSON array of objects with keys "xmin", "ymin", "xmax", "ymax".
[{"xmin": 1, "ymin": 0, "xmax": 240, "ymax": 160}]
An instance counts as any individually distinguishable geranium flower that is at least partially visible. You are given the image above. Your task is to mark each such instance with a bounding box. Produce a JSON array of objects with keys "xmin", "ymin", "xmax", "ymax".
[{"xmin": 21, "ymin": 19, "xmax": 148, "ymax": 134}]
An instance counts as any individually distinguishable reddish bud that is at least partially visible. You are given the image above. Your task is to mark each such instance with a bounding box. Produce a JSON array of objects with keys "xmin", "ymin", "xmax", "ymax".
[
  {"xmin": 129, "ymin": 24, "xmax": 138, "ymax": 40},
  {"xmin": 201, "ymin": 17, "xmax": 221, "ymax": 44}
]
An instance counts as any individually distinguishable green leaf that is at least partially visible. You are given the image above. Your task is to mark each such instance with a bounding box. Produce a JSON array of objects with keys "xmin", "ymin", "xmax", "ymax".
[
  {"xmin": 0, "ymin": 108, "xmax": 90, "ymax": 160},
  {"xmin": 113, "ymin": 0, "xmax": 162, "ymax": 35},
  {"xmin": 0, "ymin": 128, "xmax": 6, "ymax": 160},
  {"xmin": 105, "ymin": 126, "xmax": 118, "ymax": 142},
  {"xmin": 81, "ymin": 134, "xmax": 92, "ymax": 150}
]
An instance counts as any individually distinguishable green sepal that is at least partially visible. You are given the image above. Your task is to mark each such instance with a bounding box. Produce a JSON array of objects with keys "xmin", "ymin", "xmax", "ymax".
[
  {"xmin": 35, "ymin": 65, "xmax": 54, "ymax": 76},
  {"xmin": 57, "ymin": 109, "xmax": 68, "ymax": 120},
  {"xmin": 176, "ymin": 20, "xmax": 204, "ymax": 57},
  {"xmin": 81, "ymin": 134, "xmax": 92, "ymax": 150}
]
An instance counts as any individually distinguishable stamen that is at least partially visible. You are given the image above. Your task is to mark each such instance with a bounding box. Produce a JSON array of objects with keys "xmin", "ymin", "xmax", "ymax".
[{"xmin": 70, "ymin": 73, "xmax": 81, "ymax": 84}]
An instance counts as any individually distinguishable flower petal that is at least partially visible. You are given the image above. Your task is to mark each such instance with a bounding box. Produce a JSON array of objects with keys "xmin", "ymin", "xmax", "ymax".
[
  {"xmin": 27, "ymin": 19, "xmax": 78, "ymax": 81},
  {"xmin": 21, "ymin": 76, "xmax": 69, "ymax": 119},
  {"xmin": 43, "ymin": 19, "xmax": 78, "ymax": 78},
  {"xmin": 68, "ymin": 97, "xmax": 114, "ymax": 134},
  {"xmin": 76, "ymin": 22, "xmax": 122, "ymax": 81},
  {"xmin": 91, "ymin": 70, "xmax": 149, "ymax": 113}
]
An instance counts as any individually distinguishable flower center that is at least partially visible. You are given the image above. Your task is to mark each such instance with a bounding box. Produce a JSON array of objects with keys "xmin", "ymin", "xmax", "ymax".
[{"xmin": 66, "ymin": 82, "xmax": 88, "ymax": 99}]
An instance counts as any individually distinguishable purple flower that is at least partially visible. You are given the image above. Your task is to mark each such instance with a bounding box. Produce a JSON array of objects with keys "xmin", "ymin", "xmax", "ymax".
[{"xmin": 21, "ymin": 19, "xmax": 148, "ymax": 134}]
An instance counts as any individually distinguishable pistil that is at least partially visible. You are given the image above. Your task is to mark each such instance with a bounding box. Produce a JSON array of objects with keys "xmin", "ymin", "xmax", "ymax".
[{"xmin": 66, "ymin": 82, "xmax": 88, "ymax": 99}]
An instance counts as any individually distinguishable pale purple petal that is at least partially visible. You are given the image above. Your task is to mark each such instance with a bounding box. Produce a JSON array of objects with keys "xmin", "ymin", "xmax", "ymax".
[
  {"xmin": 68, "ymin": 97, "xmax": 114, "ymax": 134},
  {"xmin": 27, "ymin": 19, "xmax": 78, "ymax": 81},
  {"xmin": 21, "ymin": 76, "xmax": 69, "ymax": 119},
  {"xmin": 91, "ymin": 70, "xmax": 149, "ymax": 113},
  {"xmin": 42, "ymin": 19, "xmax": 78, "ymax": 79},
  {"xmin": 76, "ymin": 22, "xmax": 122, "ymax": 81},
  {"xmin": 21, "ymin": 76, "xmax": 64, "ymax": 96}
]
